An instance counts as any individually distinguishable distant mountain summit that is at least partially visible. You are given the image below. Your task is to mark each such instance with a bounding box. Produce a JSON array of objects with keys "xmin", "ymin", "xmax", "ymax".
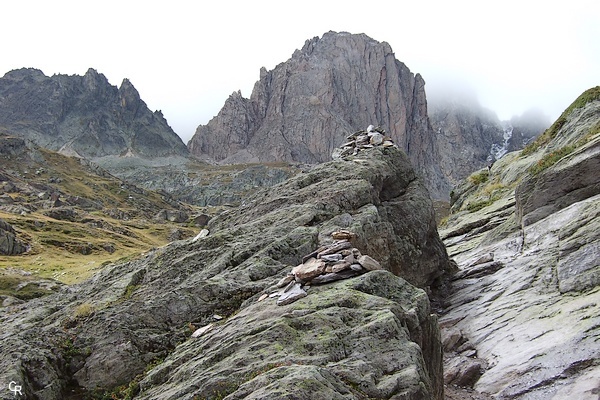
[
  {"xmin": 188, "ymin": 31, "xmax": 449, "ymax": 199},
  {"xmin": 0, "ymin": 68, "xmax": 188, "ymax": 159}
]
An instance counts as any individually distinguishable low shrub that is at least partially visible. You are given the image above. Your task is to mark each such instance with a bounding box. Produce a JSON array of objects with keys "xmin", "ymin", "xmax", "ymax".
[{"xmin": 468, "ymin": 170, "xmax": 489, "ymax": 186}]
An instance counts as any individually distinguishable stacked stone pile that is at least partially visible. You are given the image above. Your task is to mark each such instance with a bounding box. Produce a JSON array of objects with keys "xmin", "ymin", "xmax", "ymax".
[
  {"xmin": 332, "ymin": 125, "xmax": 398, "ymax": 160},
  {"xmin": 267, "ymin": 230, "xmax": 382, "ymax": 306}
]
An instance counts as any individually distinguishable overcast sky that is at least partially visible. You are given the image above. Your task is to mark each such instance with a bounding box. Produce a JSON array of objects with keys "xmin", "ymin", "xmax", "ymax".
[{"xmin": 1, "ymin": 0, "xmax": 598, "ymax": 142}]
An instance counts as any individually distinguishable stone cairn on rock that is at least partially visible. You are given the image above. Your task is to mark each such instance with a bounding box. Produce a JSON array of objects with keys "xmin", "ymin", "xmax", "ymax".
[
  {"xmin": 263, "ymin": 230, "xmax": 383, "ymax": 306},
  {"xmin": 332, "ymin": 124, "xmax": 398, "ymax": 160},
  {"xmin": 191, "ymin": 230, "xmax": 382, "ymax": 337}
]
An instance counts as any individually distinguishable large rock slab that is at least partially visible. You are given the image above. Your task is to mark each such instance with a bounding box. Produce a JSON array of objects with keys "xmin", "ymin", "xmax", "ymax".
[
  {"xmin": 438, "ymin": 94, "xmax": 600, "ymax": 399},
  {"xmin": 137, "ymin": 271, "xmax": 443, "ymax": 400},
  {"xmin": 515, "ymin": 134, "xmax": 600, "ymax": 226},
  {"xmin": 0, "ymin": 219, "xmax": 27, "ymax": 255},
  {"xmin": 0, "ymin": 145, "xmax": 449, "ymax": 399},
  {"xmin": 441, "ymin": 195, "xmax": 600, "ymax": 398}
]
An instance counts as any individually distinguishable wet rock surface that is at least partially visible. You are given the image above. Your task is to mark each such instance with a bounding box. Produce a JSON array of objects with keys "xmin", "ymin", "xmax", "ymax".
[{"xmin": 438, "ymin": 96, "xmax": 600, "ymax": 399}]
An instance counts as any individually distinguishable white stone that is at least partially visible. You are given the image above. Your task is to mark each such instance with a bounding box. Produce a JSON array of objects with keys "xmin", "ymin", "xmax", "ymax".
[
  {"xmin": 369, "ymin": 133, "xmax": 384, "ymax": 145},
  {"xmin": 277, "ymin": 283, "xmax": 307, "ymax": 306},
  {"xmin": 192, "ymin": 229, "xmax": 210, "ymax": 242},
  {"xmin": 191, "ymin": 323, "xmax": 214, "ymax": 337}
]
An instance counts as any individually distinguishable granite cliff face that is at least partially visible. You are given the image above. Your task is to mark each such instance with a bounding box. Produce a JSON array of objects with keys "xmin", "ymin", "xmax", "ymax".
[
  {"xmin": 428, "ymin": 94, "xmax": 504, "ymax": 189},
  {"xmin": 0, "ymin": 68, "xmax": 188, "ymax": 159},
  {"xmin": 438, "ymin": 87, "xmax": 600, "ymax": 398},
  {"xmin": 428, "ymin": 94, "xmax": 549, "ymax": 190},
  {"xmin": 0, "ymin": 144, "xmax": 451, "ymax": 399},
  {"xmin": 188, "ymin": 31, "xmax": 449, "ymax": 200}
]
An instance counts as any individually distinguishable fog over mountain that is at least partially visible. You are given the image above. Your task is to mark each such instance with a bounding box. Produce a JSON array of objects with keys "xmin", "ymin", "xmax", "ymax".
[{"xmin": 1, "ymin": 1, "xmax": 597, "ymax": 142}]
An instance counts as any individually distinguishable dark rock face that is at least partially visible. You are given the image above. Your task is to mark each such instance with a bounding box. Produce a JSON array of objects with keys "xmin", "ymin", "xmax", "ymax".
[
  {"xmin": 188, "ymin": 31, "xmax": 448, "ymax": 200},
  {"xmin": 515, "ymin": 100, "xmax": 600, "ymax": 227},
  {"xmin": 428, "ymin": 96, "xmax": 504, "ymax": 188},
  {"xmin": 0, "ymin": 68, "xmax": 188, "ymax": 159},
  {"xmin": 0, "ymin": 145, "xmax": 449, "ymax": 399},
  {"xmin": 0, "ymin": 219, "xmax": 27, "ymax": 255},
  {"xmin": 515, "ymin": 138, "xmax": 600, "ymax": 227}
]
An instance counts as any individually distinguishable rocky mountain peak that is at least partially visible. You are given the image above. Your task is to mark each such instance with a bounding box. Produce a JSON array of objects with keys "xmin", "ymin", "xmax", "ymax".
[
  {"xmin": 0, "ymin": 68, "xmax": 188, "ymax": 159},
  {"xmin": 82, "ymin": 67, "xmax": 110, "ymax": 92},
  {"xmin": 2, "ymin": 67, "xmax": 46, "ymax": 82},
  {"xmin": 188, "ymin": 31, "xmax": 448, "ymax": 199},
  {"xmin": 118, "ymin": 78, "xmax": 142, "ymax": 113}
]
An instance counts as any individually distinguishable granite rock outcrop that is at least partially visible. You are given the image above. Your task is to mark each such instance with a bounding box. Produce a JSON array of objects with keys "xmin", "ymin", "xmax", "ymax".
[
  {"xmin": 438, "ymin": 87, "xmax": 600, "ymax": 399},
  {"xmin": 0, "ymin": 219, "xmax": 27, "ymax": 255},
  {"xmin": 0, "ymin": 141, "xmax": 450, "ymax": 399}
]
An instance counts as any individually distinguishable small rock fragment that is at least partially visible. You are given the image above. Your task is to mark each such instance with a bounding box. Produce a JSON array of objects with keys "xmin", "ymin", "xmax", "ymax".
[
  {"xmin": 317, "ymin": 241, "xmax": 352, "ymax": 258},
  {"xmin": 192, "ymin": 229, "xmax": 209, "ymax": 242},
  {"xmin": 369, "ymin": 132, "xmax": 384, "ymax": 145},
  {"xmin": 276, "ymin": 274, "xmax": 295, "ymax": 288},
  {"xmin": 292, "ymin": 257, "xmax": 326, "ymax": 281},
  {"xmin": 331, "ymin": 261, "xmax": 351, "ymax": 273},
  {"xmin": 321, "ymin": 254, "xmax": 343, "ymax": 262},
  {"xmin": 310, "ymin": 269, "xmax": 362, "ymax": 284},
  {"xmin": 302, "ymin": 246, "xmax": 327, "ymax": 263},
  {"xmin": 357, "ymin": 254, "xmax": 382, "ymax": 271},
  {"xmin": 277, "ymin": 283, "xmax": 307, "ymax": 306},
  {"xmin": 344, "ymin": 254, "xmax": 355, "ymax": 264},
  {"xmin": 191, "ymin": 323, "xmax": 214, "ymax": 337},
  {"xmin": 331, "ymin": 230, "xmax": 356, "ymax": 240},
  {"xmin": 283, "ymin": 280, "xmax": 296, "ymax": 293},
  {"xmin": 350, "ymin": 263, "xmax": 364, "ymax": 271}
]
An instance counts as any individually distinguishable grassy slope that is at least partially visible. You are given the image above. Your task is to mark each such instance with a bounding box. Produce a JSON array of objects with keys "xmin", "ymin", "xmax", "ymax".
[{"xmin": 1, "ymin": 142, "xmax": 198, "ymax": 289}]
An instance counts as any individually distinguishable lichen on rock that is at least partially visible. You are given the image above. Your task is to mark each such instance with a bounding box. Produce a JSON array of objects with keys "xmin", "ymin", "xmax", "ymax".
[{"xmin": 0, "ymin": 141, "xmax": 450, "ymax": 399}]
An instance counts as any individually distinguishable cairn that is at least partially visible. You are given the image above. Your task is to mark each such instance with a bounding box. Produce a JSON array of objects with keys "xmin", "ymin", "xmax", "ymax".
[
  {"xmin": 266, "ymin": 230, "xmax": 382, "ymax": 306},
  {"xmin": 332, "ymin": 125, "xmax": 397, "ymax": 160},
  {"xmin": 192, "ymin": 231, "xmax": 383, "ymax": 337}
]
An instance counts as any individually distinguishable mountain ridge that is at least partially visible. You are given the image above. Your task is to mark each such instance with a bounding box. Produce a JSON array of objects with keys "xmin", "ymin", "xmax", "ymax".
[
  {"xmin": 188, "ymin": 31, "xmax": 450, "ymax": 199},
  {"xmin": 0, "ymin": 67, "xmax": 188, "ymax": 159}
]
